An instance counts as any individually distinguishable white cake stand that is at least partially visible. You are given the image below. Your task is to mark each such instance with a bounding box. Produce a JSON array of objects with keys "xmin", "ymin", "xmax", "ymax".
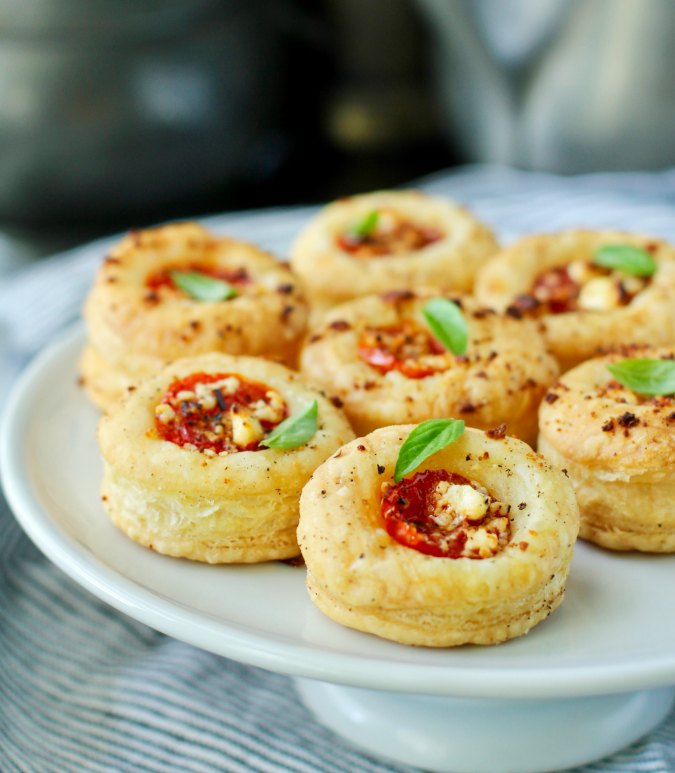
[{"xmin": 3, "ymin": 327, "xmax": 675, "ymax": 773}]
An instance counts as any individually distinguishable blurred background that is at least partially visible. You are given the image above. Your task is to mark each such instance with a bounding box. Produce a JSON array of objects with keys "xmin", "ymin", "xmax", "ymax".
[{"xmin": 2, "ymin": 0, "xmax": 675, "ymax": 268}]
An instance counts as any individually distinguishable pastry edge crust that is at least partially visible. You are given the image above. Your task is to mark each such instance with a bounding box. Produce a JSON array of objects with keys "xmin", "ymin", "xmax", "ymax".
[{"xmin": 305, "ymin": 569, "xmax": 567, "ymax": 647}]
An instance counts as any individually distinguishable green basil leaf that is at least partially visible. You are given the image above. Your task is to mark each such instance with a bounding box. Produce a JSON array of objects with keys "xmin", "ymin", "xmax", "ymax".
[
  {"xmin": 394, "ymin": 419, "xmax": 465, "ymax": 482},
  {"xmin": 351, "ymin": 210, "xmax": 379, "ymax": 239},
  {"xmin": 422, "ymin": 298, "xmax": 468, "ymax": 355},
  {"xmin": 260, "ymin": 400, "xmax": 318, "ymax": 449},
  {"xmin": 593, "ymin": 244, "xmax": 656, "ymax": 277},
  {"xmin": 170, "ymin": 270, "xmax": 237, "ymax": 301},
  {"xmin": 606, "ymin": 358, "xmax": 675, "ymax": 396}
]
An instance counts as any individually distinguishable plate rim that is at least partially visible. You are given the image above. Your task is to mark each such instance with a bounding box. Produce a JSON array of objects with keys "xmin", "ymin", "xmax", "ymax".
[{"xmin": 3, "ymin": 325, "xmax": 675, "ymax": 700}]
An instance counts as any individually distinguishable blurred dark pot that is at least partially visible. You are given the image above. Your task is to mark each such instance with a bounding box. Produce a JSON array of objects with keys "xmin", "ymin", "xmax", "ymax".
[{"xmin": 0, "ymin": 0, "xmax": 285, "ymax": 222}]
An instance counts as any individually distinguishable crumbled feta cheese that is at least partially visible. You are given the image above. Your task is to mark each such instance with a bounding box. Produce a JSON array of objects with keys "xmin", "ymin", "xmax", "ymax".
[
  {"xmin": 202, "ymin": 376, "xmax": 240, "ymax": 396},
  {"xmin": 176, "ymin": 390, "xmax": 196, "ymax": 401},
  {"xmin": 231, "ymin": 409, "xmax": 264, "ymax": 448},
  {"xmin": 155, "ymin": 403, "xmax": 176, "ymax": 423},
  {"xmin": 577, "ymin": 277, "xmax": 621, "ymax": 311},
  {"xmin": 620, "ymin": 275, "xmax": 646, "ymax": 296},
  {"xmin": 434, "ymin": 482, "xmax": 489, "ymax": 522},
  {"xmin": 464, "ymin": 528, "xmax": 498, "ymax": 558},
  {"xmin": 567, "ymin": 259, "xmax": 596, "ymax": 284}
]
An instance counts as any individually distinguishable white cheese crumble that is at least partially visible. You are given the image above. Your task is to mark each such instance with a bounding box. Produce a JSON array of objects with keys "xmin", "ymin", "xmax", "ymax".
[
  {"xmin": 434, "ymin": 481, "xmax": 489, "ymax": 522},
  {"xmin": 577, "ymin": 277, "xmax": 621, "ymax": 311},
  {"xmin": 230, "ymin": 409, "xmax": 264, "ymax": 448},
  {"xmin": 155, "ymin": 403, "xmax": 176, "ymax": 423}
]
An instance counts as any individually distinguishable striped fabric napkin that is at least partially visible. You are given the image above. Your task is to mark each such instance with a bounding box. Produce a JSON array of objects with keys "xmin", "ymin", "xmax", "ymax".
[{"xmin": 1, "ymin": 165, "xmax": 675, "ymax": 772}]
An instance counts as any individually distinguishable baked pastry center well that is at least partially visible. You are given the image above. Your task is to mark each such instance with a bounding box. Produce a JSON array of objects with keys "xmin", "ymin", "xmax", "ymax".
[
  {"xmin": 337, "ymin": 207, "xmax": 444, "ymax": 258},
  {"xmin": 380, "ymin": 469, "xmax": 512, "ymax": 559},
  {"xmin": 507, "ymin": 259, "xmax": 650, "ymax": 316},
  {"xmin": 154, "ymin": 371, "xmax": 287, "ymax": 455}
]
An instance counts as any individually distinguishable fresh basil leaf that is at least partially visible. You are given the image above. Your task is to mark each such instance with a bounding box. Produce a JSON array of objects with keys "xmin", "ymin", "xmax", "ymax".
[
  {"xmin": 593, "ymin": 244, "xmax": 656, "ymax": 277},
  {"xmin": 260, "ymin": 400, "xmax": 318, "ymax": 449},
  {"xmin": 351, "ymin": 210, "xmax": 379, "ymax": 239},
  {"xmin": 394, "ymin": 419, "xmax": 465, "ymax": 482},
  {"xmin": 607, "ymin": 358, "xmax": 675, "ymax": 396},
  {"xmin": 422, "ymin": 298, "xmax": 468, "ymax": 355},
  {"xmin": 170, "ymin": 270, "xmax": 237, "ymax": 301}
]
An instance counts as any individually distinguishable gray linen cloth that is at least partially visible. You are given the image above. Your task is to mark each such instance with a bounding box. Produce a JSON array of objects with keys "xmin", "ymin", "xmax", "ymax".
[{"xmin": 1, "ymin": 165, "xmax": 675, "ymax": 772}]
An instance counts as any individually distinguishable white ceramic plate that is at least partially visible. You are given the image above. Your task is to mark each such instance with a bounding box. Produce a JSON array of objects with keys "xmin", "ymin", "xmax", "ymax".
[{"xmin": 3, "ymin": 326, "xmax": 675, "ymax": 700}]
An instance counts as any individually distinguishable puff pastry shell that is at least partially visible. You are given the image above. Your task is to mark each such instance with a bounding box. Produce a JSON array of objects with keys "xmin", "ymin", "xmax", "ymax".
[
  {"xmin": 81, "ymin": 222, "xmax": 308, "ymax": 410},
  {"xmin": 98, "ymin": 353, "xmax": 354, "ymax": 563},
  {"xmin": 300, "ymin": 290, "xmax": 558, "ymax": 445},
  {"xmin": 298, "ymin": 426, "xmax": 579, "ymax": 646},
  {"xmin": 474, "ymin": 230, "xmax": 675, "ymax": 371},
  {"xmin": 290, "ymin": 190, "xmax": 498, "ymax": 315},
  {"xmin": 538, "ymin": 346, "xmax": 675, "ymax": 552}
]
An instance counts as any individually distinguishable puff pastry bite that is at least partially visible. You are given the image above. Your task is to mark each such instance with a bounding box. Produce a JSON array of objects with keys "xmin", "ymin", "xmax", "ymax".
[
  {"xmin": 98, "ymin": 353, "xmax": 354, "ymax": 563},
  {"xmin": 81, "ymin": 222, "xmax": 308, "ymax": 410},
  {"xmin": 298, "ymin": 424, "xmax": 579, "ymax": 646},
  {"xmin": 538, "ymin": 346, "xmax": 675, "ymax": 552},
  {"xmin": 290, "ymin": 190, "xmax": 498, "ymax": 317},
  {"xmin": 474, "ymin": 230, "xmax": 675, "ymax": 371},
  {"xmin": 300, "ymin": 289, "xmax": 558, "ymax": 445}
]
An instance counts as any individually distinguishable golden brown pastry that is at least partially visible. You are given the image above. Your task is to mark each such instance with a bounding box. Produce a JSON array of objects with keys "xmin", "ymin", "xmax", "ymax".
[
  {"xmin": 290, "ymin": 190, "xmax": 498, "ymax": 317},
  {"xmin": 300, "ymin": 289, "xmax": 558, "ymax": 445},
  {"xmin": 81, "ymin": 222, "xmax": 308, "ymax": 410},
  {"xmin": 538, "ymin": 346, "xmax": 675, "ymax": 552},
  {"xmin": 474, "ymin": 230, "xmax": 675, "ymax": 371},
  {"xmin": 98, "ymin": 353, "xmax": 354, "ymax": 563},
  {"xmin": 298, "ymin": 425, "xmax": 579, "ymax": 646}
]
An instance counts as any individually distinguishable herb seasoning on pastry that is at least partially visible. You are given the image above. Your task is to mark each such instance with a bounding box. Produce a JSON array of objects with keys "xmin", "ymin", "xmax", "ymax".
[
  {"xmin": 80, "ymin": 222, "xmax": 308, "ymax": 410},
  {"xmin": 290, "ymin": 190, "xmax": 498, "ymax": 318},
  {"xmin": 538, "ymin": 346, "xmax": 675, "ymax": 552},
  {"xmin": 300, "ymin": 289, "xmax": 558, "ymax": 446},
  {"xmin": 474, "ymin": 231, "xmax": 675, "ymax": 371},
  {"xmin": 97, "ymin": 353, "xmax": 354, "ymax": 563},
  {"xmin": 298, "ymin": 421, "xmax": 579, "ymax": 646}
]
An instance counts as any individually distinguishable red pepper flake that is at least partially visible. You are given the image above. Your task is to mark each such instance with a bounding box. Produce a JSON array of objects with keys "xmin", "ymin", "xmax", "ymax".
[
  {"xmin": 472, "ymin": 308, "xmax": 496, "ymax": 319},
  {"xmin": 544, "ymin": 392, "xmax": 559, "ymax": 404},
  {"xmin": 380, "ymin": 469, "xmax": 508, "ymax": 559},
  {"xmin": 617, "ymin": 412, "xmax": 639, "ymax": 428},
  {"xmin": 478, "ymin": 451, "xmax": 490, "ymax": 461},
  {"xmin": 667, "ymin": 412, "xmax": 675, "ymax": 423},
  {"xmin": 381, "ymin": 289, "xmax": 416, "ymax": 303},
  {"xmin": 356, "ymin": 444, "xmax": 367, "ymax": 451},
  {"xmin": 330, "ymin": 395, "xmax": 344, "ymax": 408},
  {"xmin": 459, "ymin": 402, "xmax": 477, "ymax": 414},
  {"xmin": 601, "ymin": 418, "xmax": 615, "ymax": 432},
  {"xmin": 486, "ymin": 423, "xmax": 507, "ymax": 439},
  {"xmin": 329, "ymin": 319, "xmax": 351, "ymax": 331},
  {"xmin": 517, "ymin": 502, "xmax": 527, "ymax": 510},
  {"xmin": 519, "ymin": 541, "xmax": 529, "ymax": 551}
]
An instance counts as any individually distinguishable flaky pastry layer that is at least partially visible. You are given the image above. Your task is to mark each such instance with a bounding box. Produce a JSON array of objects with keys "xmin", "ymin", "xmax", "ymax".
[
  {"xmin": 300, "ymin": 290, "xmax": 558, "ymax": 446},
  {"xmin": 290, "ymin": 190, "xmax": 498, "ymax": 311},
  {"xmin": 474, "ymin": 230, "xmax": 675, "ymax": 371},
  {"xmin": 538, "ymin": 346, "xmax": 675, "ymax": 551},
  {"xmin": 81, "ymin": 222, "xmax": 308, "ymax": 410},
  {"xmin": 298, "ymin": 426, "xmax": 579, "ymax": 646},
  {"xmin": 98, "ymin": 353, "xmax": 354, "ymax": 563}
]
